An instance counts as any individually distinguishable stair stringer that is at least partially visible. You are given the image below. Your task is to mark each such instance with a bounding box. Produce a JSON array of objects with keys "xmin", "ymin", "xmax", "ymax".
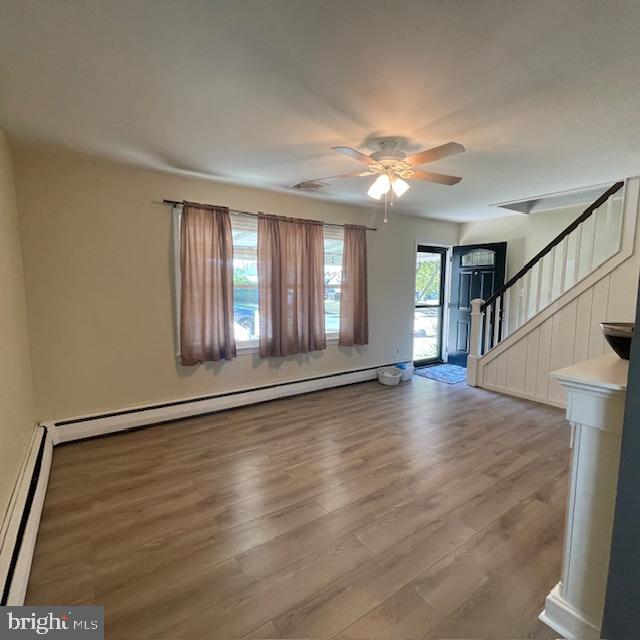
[{"xmin": 475, "ymin": 177, "xmax": 640, "ymax": 407}]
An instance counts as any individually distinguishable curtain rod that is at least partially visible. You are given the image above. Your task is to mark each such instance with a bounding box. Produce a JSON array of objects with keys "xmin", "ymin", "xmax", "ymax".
[{"xmin": 163, "ymin": 199, "xmax": 377, "ymax": 231}]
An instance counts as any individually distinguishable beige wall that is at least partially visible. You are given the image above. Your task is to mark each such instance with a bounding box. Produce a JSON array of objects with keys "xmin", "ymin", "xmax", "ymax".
[
  {"xmin": 0, "ymin": 130, "xmax": 35, "ymax": 519},
  {"xmin": 459, "ymin": 204, "xmax": 587, "ymax": 279},
  {"xmin": 14, "ymin": 146, "xmax": 459, "ymax": 421}
]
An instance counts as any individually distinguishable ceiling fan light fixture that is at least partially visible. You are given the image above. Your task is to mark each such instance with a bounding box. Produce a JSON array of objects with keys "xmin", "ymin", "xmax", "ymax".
[
  {"xmin": 367, "ymin": 185, "xmax": 383, "ymax": 200},
  {"xmin": 392, "ymin": 177, "xmax": 410, "ymax": 197},
  {"xmin": 367, "ymin": 174, "xmax": 390, "ymax": 200},
  {"xmin": 306, "ymin": 141, "xmax": 464, "ymax": 212}
]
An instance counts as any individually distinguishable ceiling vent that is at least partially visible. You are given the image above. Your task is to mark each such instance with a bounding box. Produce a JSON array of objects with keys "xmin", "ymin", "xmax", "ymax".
[{"xmin": 291, "ymin": 179, "xmax": 327, "ymax": 191}]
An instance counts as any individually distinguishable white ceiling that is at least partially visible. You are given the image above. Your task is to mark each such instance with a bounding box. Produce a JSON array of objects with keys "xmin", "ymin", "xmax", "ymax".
[{"xmin": 1, "ymin": 0, "xmax": 640, "ymax": 221}]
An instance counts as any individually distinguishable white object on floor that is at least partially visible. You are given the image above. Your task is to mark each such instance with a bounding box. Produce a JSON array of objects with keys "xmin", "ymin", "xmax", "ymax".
[
  {"xmin": 399, "ymin": 363, "xmax": 414, "ymax": 381},
  {"xmin": 377, "ymin": 366, "xmax": 402, "ymax": 386},
  {"xmin": 540, "ymin": 353, "xmax": 628, "ymax": 639}
]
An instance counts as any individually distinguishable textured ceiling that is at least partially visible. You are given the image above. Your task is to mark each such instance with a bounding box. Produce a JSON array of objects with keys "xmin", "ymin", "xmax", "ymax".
[{"xmin": 1, "ymin": 0, "xmax": 640, "ymax": 221}]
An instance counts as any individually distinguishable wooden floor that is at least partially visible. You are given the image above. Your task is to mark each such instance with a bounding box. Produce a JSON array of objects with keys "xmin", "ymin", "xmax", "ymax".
[{"xmin": 27, "ymin": 378, "xmax": 570, "ymax": 639}]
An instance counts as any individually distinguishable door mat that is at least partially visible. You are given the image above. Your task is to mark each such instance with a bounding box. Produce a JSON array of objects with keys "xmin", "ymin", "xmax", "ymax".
[{"xmin": 415, "ymin": 363, "xmax": 467, "ymax": 384}]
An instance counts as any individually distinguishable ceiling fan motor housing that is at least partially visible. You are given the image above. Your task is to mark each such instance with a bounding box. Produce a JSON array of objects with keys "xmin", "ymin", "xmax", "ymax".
[
  {"xmin": 368, "ymin": 139, "xmax": 414, "ymax": 177},
  {"xmin": 370, "ymin": 138, "xmax": 406, "ymax": 162}
]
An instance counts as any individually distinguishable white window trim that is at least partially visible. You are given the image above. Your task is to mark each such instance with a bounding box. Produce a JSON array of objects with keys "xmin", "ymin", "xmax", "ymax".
[
  {"xmin": 173, "ymin": 206, "xmax": 342, "ymax": 358},
  {"xmin": 235, "ymin": 333, "xmax": 339, "ymax": 355}
]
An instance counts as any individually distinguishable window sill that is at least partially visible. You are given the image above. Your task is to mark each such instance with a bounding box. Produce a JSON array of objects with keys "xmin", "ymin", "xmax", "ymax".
[
  {"xmin": 175, "ymin": 334, "xmax": 341, "ymax": 360},
  {"xmin": 235, "ymin": 334, "xmax": 340, "ymax": 356}
]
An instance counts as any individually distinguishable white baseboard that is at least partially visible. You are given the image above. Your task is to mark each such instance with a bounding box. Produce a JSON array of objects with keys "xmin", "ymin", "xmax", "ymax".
[
  {"xmin": 48, "ymin": 365, "xmax": 382, "ymax": 444},
  {"xmin": 0, "ymin": 426, "xmax": 53, "ymax": 605},
  {"xmin": 539, "ymin": 582, "xmax": 601, "ymax": 640},
  {"xmin": 1, "ymin": 365, "xmax": 385, "ymax": 604},
  {"xmin": 480, "ymin": 383, "xmax": 565, "ymax": 409}
]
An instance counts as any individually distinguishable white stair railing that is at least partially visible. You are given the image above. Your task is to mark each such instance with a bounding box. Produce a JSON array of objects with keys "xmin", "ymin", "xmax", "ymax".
[{"xmin": 467, "ymin": 181, "xmax": 625, "ymax": 385}]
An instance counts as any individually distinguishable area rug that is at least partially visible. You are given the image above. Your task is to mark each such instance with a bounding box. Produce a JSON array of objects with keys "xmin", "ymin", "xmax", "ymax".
[{"xmin": 415, "ymin": 363, "xmax": 467, "ymax": 384}]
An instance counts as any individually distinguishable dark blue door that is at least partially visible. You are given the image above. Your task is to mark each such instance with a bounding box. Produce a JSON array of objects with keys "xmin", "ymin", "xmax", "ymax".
[{"xmin": 447, "ymin": 242, "xmax": 506, "ymax": 366}]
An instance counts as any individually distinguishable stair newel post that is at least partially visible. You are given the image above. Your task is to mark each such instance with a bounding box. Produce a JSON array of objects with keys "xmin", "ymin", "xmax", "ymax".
[{"xmin": 467, "ymin": 298, "xmax": 485, "ymax": 387}]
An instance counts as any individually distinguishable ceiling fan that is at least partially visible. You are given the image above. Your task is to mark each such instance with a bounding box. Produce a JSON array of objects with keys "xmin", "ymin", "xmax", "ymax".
[{"xmin": 294, "ymin": 138, "xmax": 465, "ymax": 222}]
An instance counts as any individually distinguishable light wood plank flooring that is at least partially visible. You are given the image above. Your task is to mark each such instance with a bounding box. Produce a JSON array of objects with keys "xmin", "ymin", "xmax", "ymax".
[{"xmin": 27, "ymin": 378, "xmax": 570, "ymax": 639}]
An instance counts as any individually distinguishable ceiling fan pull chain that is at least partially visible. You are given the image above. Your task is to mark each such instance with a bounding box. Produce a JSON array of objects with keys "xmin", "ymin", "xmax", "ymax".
[{"xmin": 390, "ymin": 172, "xmax": 395, "ymax": 207}]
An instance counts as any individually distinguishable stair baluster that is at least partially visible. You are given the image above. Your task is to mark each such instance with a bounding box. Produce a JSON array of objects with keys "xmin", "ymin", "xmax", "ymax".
[{"xmin": 468, "ymin": 181, "xmax": 624, "ymax": 382}]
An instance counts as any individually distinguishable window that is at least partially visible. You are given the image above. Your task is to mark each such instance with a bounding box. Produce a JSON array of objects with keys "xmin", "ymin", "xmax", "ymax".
[
  {"xmin": 323, "ymin": 226, "xmax": 344, "ymax": 337},
  {"xmin": 231, "ymin": 216, "xmax": 259, "ymax": 345},
  {"xmin": 173, "ymin": 207, "xmax": 343, "ymax": 353},
  {"xmin": 461, "ymin": 248, "xmax": 496, "ymax": 267}
]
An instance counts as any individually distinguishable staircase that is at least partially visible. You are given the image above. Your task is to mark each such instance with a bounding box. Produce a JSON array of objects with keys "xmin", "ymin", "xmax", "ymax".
[{"xmin": 467, "ymin": 178, "xmax": 640, "ymax": 407}]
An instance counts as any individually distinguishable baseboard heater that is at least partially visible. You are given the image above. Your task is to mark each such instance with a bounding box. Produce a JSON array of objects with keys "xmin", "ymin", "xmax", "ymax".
[
  {"xmin": 1, "ymin": 362, "xmax": 394, "ymax": 605},
  {"xmin": 0, "ymin": 426, "xmax": 53, "ymax": 606},
  {"xmin": 47, "ymin": 363, "xmax": 393, "ymax": 444}
]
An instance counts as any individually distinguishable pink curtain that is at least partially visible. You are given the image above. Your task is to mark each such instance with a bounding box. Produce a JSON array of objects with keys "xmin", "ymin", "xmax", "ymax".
[
  {"xmin": 180, "ymin": 202, "xmax": 236, "ymax": 364},
  {"xmin": 339, "ymin": 224, "xmax": 369, "ymax": 346},
  {"xmin": 258, "ymin": 213, "xmax": 326, "ymax": 357}
]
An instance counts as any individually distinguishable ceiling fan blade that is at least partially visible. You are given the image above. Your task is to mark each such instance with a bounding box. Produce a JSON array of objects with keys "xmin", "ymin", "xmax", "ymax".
[
  {"xmin": 327, "ymin": 170, "xmax": 375, "ymax": 178},
  {"xmin": 411, "ymin": 170, "xmax": 462, "ymax": 186},
  {"xmin": 311, "ymin": 170, "xmax": 374, "ymax": 181},
  {"xmin": 331, "ymin": 146, "xmax": 373, "ymax": 165},
  {"xmin": 291, "ymin": 170, "xmax": 375, "ymax": 189},
  {"xmin": 405, "ymin": 142, "xmax": 465, "ymax": 166}
]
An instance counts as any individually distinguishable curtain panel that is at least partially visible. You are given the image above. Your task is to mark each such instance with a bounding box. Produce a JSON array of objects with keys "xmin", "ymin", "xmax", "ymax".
[
  {"xmin": 339, "ymin": 224, "xmax": 369, "ymax": 346},
  {"xmin": 180, "ymin": 202, "xmax": 236, "ymax": 364},
  {"xmin": 258, "ymin": 213, "xmax": 326, "ymax": 357}
]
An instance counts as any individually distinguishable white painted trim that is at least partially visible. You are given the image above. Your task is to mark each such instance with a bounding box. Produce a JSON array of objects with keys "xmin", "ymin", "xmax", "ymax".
[
  {"xmin": 466, "ymin": 355, "xmax": 479, "ymax": 387},
  {"xmin": 48, "ymin": 366, "xmax": 382, "ymax": 444},
  {"xmin": 0, "ymin": 426, "xmax": 53, "ymax": 605},
  {"xmin": 540, "ymin": 582, "xmax": 600, "ymax": 639},
  {"xmin": 480, "ymin": 383, "xmax": 565, "ymax": 408}
]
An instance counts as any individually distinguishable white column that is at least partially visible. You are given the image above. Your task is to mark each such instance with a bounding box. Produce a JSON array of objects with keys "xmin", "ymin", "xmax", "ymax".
[
  {"xmin": 466, "ymin": 298, "xmax": 485, "ymax": 387},
  {"xmin": 540, "ymin": 354, "xmax": 628, "ymax": 639}
]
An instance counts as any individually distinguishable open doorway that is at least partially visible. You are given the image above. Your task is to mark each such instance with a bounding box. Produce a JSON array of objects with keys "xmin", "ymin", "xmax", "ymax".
[{"xmin": 413, "ymin": 245, "xmax": 447, "ymax": 366}]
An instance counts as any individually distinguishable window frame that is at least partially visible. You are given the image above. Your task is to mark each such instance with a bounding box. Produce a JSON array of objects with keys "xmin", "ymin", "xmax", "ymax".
[
  {"xmin": 172, "ymin": 206, "xmax": 341, "ymax": 358},
  {"xmin": 229, "ymin": 214, "xmax": 260, "ymax": 351},
  {"xmin": 413, "ymin": 244, "xmax": 447, "ymax": 366},
  {"xmin": 322, "ymin": 225, "xmax": 344, "ymax": 342}
]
